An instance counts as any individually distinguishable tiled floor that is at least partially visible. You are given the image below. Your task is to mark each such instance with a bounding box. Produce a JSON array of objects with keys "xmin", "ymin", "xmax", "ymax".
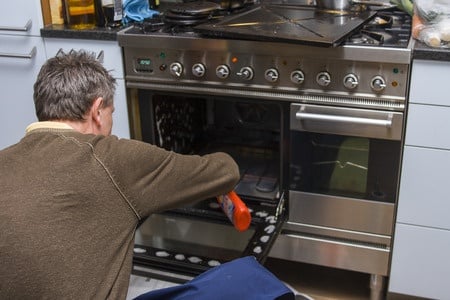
[
  {"xmin": 126, "ymin": 275, "xmax": 178, "ymax": 300},
  {"xmin": 127, "ymin": 257, "xmax": 372, "ymax": 300}
]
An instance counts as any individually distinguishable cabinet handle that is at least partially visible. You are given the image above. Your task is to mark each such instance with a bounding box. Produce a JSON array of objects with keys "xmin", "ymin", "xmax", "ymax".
[
  {"xmin": 0, "ymin": 19, "xmax": 32, "ymax": 32},
  {"xmin": 0, "ymin": 46, "xmax": 37, "ymax": 59},
  {"xmin": 96, "ymin": 50, "xmax": 104, "ymax": 63}
]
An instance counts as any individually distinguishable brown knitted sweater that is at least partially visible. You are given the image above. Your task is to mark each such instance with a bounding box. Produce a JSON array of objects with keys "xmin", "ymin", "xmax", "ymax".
[{"xmin": 0, "ymin": 122, "xmax": 239, "ymax": 299}]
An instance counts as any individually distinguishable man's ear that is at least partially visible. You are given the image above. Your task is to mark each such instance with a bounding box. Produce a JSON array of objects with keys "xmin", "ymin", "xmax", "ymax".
[{"xmin": 90, "ymin": 97, "xmax": 104, "ymax": 126}]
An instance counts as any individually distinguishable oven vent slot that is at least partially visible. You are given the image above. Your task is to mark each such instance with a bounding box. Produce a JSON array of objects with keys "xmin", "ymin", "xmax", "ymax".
[
  {"xmin": 296, "ymin": 94, "xmax": 405, "ymax": 111},
  {"xmin": 282, "ymin": 230, "xmax": 391, "ymax": 251}
]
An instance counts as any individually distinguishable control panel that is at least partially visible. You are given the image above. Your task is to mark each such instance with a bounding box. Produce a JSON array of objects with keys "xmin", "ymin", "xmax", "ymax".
[{"xmin": 127, "ymin": 48, "xmax": 409, "ymax": 98}]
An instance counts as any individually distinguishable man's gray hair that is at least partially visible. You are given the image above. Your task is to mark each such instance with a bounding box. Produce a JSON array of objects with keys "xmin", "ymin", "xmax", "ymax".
[{"xmin": 33, "ymin": 50, "xmax": 117, "ymax": 121}]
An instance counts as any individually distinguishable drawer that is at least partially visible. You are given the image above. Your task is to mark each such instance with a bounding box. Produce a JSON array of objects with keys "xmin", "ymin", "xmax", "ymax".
[
  {"xmin": 44, "ymin": 38, "xmax": 124, "ymax": 79},
  {"xmin": 405, "ymin": 104, "xmax": 450, "ymax": 150},
  {"xmin": 409, "ymin": 59, "xmax": 450, "ymax": 106},
  {"xmin": 269, "ymin": 228, "xmax": 390, "ymax": 276},
  {"xmin": 397, "ymin": 146, "xmax": 450, "ymax": 230}
]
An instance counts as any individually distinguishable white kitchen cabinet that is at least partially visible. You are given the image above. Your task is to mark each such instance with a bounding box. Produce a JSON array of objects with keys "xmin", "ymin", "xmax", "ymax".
[
  {"xmin": 0, "ymin": 0, "xmax": 44, "ymax": 37},
  {"xmin": 0, "ymin": 0, "xmax": 46, "ymax": 149},
  {"xmin": 388, "ymin": 59, "xmax": 450, "ymax": 299},
  {"xmin": 405, "ymin": 104, "xmax": 450, "ymax": 150},
  {"xmin": 390, "ymin": 224, "xmax": 450, "ymax": 299},
  {"xmin": 44, "ymin": 38, "xmax": 130, "ymax": 139},
  {"xmin": 397, "ymin": 146, "xmax": 450, "ymax": 230}
]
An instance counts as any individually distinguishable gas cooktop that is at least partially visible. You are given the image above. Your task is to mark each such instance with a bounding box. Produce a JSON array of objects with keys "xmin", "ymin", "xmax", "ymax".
[{"xmin": 122, "ymin": 2, "xmax": 411, "ymax": 48}]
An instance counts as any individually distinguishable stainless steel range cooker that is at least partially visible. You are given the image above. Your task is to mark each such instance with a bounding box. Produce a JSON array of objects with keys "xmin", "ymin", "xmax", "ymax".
[{"xmin": 118, "ymin": 2, "xmax": 412, "ymax": 299}]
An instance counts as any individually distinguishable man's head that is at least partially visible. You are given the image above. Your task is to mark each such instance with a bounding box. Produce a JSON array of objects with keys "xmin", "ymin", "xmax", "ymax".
[{"xmin": 33, "ymin": 50, "xmax": 117, "ymax": 135}]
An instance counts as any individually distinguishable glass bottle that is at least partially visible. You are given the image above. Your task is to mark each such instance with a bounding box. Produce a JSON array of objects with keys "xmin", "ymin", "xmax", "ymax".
[{"xmin": 64, "ymin": 0, "xmax": 97, "ymax": 29}]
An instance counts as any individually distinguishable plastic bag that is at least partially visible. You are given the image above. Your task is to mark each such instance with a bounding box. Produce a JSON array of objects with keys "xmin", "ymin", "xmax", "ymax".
[{"xmin": 413, "ymin": 0, "xmax": 450, "ymax": 48}]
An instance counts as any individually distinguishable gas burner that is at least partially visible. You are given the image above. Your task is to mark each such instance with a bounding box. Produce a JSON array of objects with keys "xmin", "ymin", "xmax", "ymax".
[
  {"xmin": 345, "ymin": 9, "xmax": 411, "ymax": 47},
  {"xmin": 138, "ymin": 17, "xmax": 165, "ymax": 33},
  {"xmin": 163, "ymin": 12, "xmax": 211, "ymax": 26},
  {"xmin": 167, "ymin": 25, "xmax": 200, "ymax": 35},
  {"xmin": 162, "ymin": 1, "xmax": 221, "ymax": 26},
  {"xmin": 364, "ymin": 14, "xmax": 394, "ymax": 29},
  {"xmin": 348, "ymin": 32, "xmax": 382, "ymax": 45},
  {"xmin": 169, "ymin": 1, "xmax": 222, "ymax": 16}
]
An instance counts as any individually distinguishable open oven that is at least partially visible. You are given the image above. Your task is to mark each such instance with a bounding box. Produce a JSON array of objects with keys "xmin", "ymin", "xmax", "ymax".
[
  {"xmin": 118, "ymin": 1, "xmax": 412, "ymax": 298},
  {"xmin": 126, "ymin": 88, "xmax": 288, "ymax": 282}
]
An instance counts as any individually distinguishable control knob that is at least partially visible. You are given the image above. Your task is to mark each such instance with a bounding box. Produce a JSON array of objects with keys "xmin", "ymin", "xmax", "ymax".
[
  {"xmin": 343, "ymin": 74, "xmax": 359, "ymax": 89},
  {"xmin": 237, "ymin": 67, "xmax": 254, "ymax": 81},
  {"xmin": 316, "ymin": 72, "xmax": 331, "ymax": 87},
  {"xmin": 290, "ymin": 70, "xmax": 305, "ymax": 85},
  {"xmin": 169, "ymin": 62, "xmax": 183, "ymax": 78},
  {"xmin": 192, "ymin": 63, "xmax": 206, "ymax": 77},
  {"xmin": 264, "ymin": 68, "xmax": 279, "ymax": 83},
  {"xmin": 371, "ymin": 75, "xmax": 386, "ymax": 92},
  {"xmin": 216, "ymin": 65, "xmax": 230, "ymax": 79}
]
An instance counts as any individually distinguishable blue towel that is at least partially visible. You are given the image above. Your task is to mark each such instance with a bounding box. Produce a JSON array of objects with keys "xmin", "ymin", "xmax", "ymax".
[
  {"xmin": 134, "ymin": 256, "xmax": 295, "ymax": 300},
  {"xmin": 123, "ymin": 0, "xmax": 159, "ymax": 24}
]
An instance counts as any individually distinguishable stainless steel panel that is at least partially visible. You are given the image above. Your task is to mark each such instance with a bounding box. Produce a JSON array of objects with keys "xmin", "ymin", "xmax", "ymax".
[
  {"xmin": 269, "ymin": 230, "xmax": 390, "ymax": 275},
  {"xmin": 282, "ymin": 221, "xmax": 391, "ymax": 246},
  {"xmin": 288, "ymin": 191, "xmax": 395, "ymax": 235},
  {"xmin": 290, "ymin": 103, "xmax": 403, "ymax": 140},
  {"xmin": 118, "ymin": 31, "xmax": 412, "ymax": 64},
  {"xmin": 126, "ymin": 81, "xmax": 405, "ymax": 111},
  {"xmin": 119, "ymin": 33, "xmax": 411, "ymax": 101}
]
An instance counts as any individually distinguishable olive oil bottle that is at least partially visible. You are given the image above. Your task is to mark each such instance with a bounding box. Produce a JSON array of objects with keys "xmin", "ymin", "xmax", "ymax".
[{"xmin": 64, "ymin": 0, "xmax": 96, "ymax": 29}]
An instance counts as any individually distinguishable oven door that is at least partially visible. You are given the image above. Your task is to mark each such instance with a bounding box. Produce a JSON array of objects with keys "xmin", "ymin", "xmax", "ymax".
[
  {"xmin": 269, "ymin": 103, "xmax": 403, "ymax": 276},
  {"xmin": 128, "ymin": 90, "xmax": 288, "ymax": 282},
  {"xmin": 289, "ymin": 103, "xmax": 403, "ymax": 206},
  {"xmin": 132, "ymin": 195, "xmax": 286, "ymax": 282}
]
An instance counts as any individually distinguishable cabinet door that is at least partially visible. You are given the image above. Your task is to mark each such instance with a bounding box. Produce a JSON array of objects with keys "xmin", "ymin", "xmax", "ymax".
[
  {"xmin": 405, "ymin": 104, "xmax": 450, "ymax": 149},
  {"xmin": 0, "ymin": 35, "xmax": 47, "ymax": 149},
  {"xmin": 1, "ymin": 0, "xmax": 44, "ymax": 37},
  {"xmin": 389, "ymin": 223, "xmax": 450, "ymax": 299},
  {"xmin": 409, "ymin": 60, "xmax": 450, "ymax": 106},
  {"xmin": 397, "ymin": 146, "xmax": 450, "ymax": 230}
]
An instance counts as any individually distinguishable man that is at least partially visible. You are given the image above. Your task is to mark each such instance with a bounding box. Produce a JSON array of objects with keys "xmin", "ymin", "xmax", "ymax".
[{"xmin": 0, "ymin": 50, "xmax": 240, "ymax": 299}]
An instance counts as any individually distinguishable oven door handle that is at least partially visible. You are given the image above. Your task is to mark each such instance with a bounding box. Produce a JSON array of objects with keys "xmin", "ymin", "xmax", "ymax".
[{"xmin": 295, "ymin": 111, "xmax": 393, "ymax": 128}]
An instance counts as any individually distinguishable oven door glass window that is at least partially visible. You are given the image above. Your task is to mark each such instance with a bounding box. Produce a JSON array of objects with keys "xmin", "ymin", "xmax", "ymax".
[
  {"xmin": 289, "ymin": 131, "xmax": 401, "ymax": 203},
  {"xmin": 136, "ymin": 214, "xmax": 256, "ymax": 261}
]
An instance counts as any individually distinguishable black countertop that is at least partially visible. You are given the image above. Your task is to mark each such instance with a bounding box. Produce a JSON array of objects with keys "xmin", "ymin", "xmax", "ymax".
[
  {"xmin": 41, "ymin": 25, "xmax": 450, "ymax": 62},
  {"xmin": 40, "ymin": 24, "xmax": 125, "ymax": 41},
  {"xmin": 412, "ymin": 40, "xmax": 450, "ymax": 62}
]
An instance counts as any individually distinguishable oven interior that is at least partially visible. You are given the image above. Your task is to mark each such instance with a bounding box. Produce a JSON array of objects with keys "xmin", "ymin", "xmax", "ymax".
[
  {"xmin": 137, "ymin": 91, "xmax": 286, "ymax": 203},
  {"xmin": 132, "ymin": 91, "xmax": 288, "ymax": 277}
]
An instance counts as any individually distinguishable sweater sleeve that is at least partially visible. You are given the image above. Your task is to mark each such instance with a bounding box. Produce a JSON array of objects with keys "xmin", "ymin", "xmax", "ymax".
[{"xmin": 95, "ymin": 137, "xmax": 240, "ymax": 219}]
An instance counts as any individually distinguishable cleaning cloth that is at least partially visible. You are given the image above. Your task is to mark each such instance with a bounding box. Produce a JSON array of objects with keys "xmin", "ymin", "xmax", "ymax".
[
  {"xmin": 133, "ymin": 256, "xmax": 295, "ymax": 300},
  {"xmin": 123, "ymin": 0, "xmax": 159, "ymax": 24}
]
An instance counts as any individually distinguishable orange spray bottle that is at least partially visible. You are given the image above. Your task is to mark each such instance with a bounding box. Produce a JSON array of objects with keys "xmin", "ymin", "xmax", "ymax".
[{"xmin": 217, "ymin": 190, "xmax": 251, "ymax": 232}]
